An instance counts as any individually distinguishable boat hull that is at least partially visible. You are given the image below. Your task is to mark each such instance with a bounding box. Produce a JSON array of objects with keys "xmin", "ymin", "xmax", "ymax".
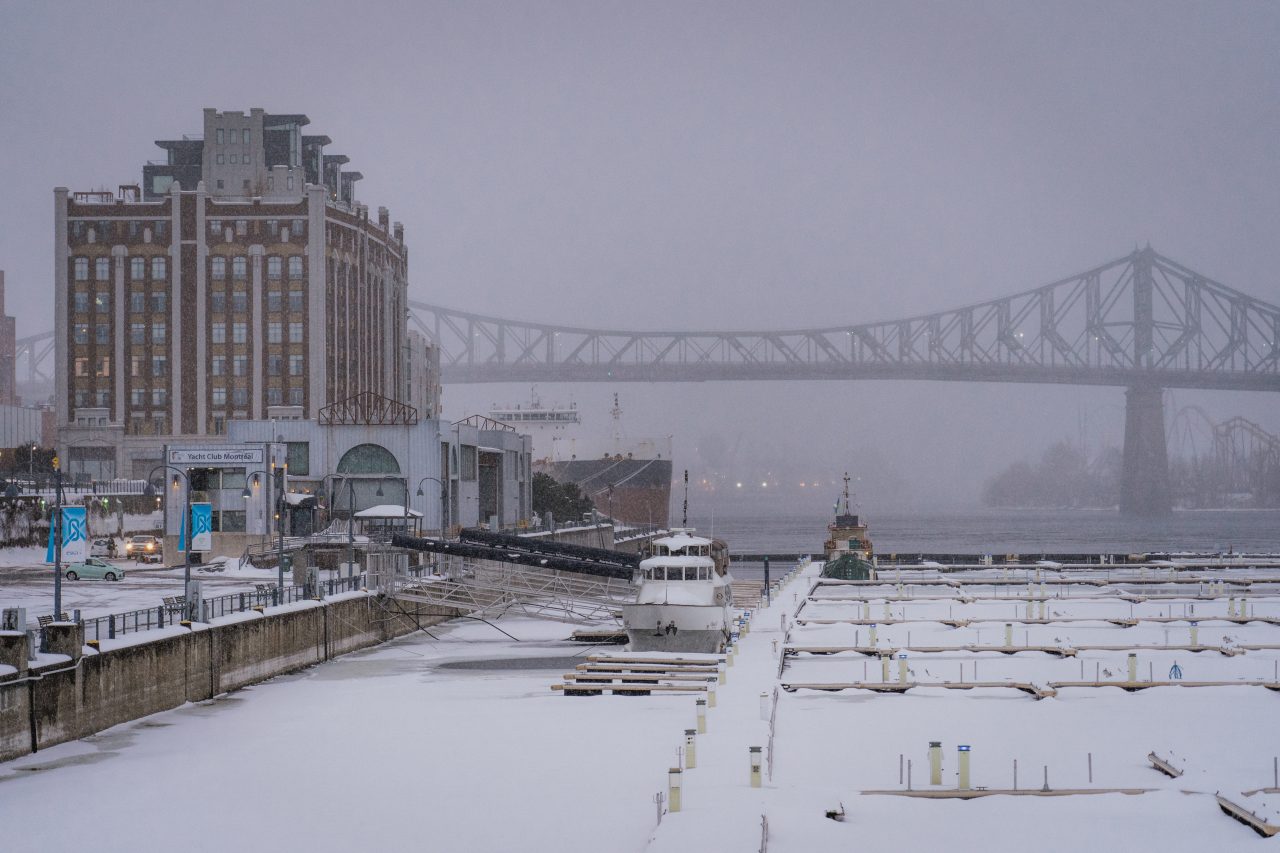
[{"xmin": 622, "ymin": 603, "xmax": 731, "ymax": 654}]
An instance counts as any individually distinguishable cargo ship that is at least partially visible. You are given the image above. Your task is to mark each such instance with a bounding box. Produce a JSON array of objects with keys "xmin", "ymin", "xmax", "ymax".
[
  {"xmin": 821, "ymin": 472, "xmax": 876, "ymax": 581},
  {"xmin": 488, "ymin": 393, "xmax": 672, "ymax": 527}
]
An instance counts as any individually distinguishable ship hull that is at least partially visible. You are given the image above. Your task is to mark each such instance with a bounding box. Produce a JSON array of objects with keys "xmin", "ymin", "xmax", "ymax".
[
  {"xmin": 622, "ymin": 602, "xmax": 731, "ymax": 654},
  {"xmin": 537, "ymin": 457, "xmax": 672, "ymax": 527}
]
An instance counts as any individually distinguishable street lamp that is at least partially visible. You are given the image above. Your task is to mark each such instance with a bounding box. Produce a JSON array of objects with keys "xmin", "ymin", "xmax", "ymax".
[
  {"xmin": 145, "ymin": 464, "xmax": 192, "ymax": 621},
  {"xmin": 243, "ymin": 469, "xmax": 285, "ymax": 602},
  {"xmin": 414, "ymin": 476, "xmax": 448, "ymax": 537},
  {"xmin": 51, "ymin": 455, "xmax": 64, "ymax": 622}
]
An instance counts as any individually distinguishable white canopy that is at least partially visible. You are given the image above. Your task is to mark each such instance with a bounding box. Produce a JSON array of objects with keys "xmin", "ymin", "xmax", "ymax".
[{"xmin": 353, "ymin": 504, "xmax": 423, "ymax": 519}]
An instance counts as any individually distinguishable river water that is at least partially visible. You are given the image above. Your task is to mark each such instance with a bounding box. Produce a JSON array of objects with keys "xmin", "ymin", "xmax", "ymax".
[{"xmin": 686, "ymin": 508, "xmax": 1280, "ymax": 559}]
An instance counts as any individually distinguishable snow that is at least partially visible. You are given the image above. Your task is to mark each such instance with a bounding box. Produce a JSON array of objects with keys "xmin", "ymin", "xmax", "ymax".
[
  {"xmin": 1, "ymin": 558, "xmax": 1278, "ymax": 850},
  {"xmin": 353, "ymin": 504, "xmax": 421, "ymax": 518}
]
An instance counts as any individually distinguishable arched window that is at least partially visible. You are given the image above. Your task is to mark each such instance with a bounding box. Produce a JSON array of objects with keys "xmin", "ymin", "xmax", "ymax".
[{"xmin": 336, "ymin": 443, "xmax": 400, "ymax": 475}]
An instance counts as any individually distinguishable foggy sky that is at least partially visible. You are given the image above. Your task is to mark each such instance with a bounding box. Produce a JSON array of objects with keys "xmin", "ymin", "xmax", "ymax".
[{"xmin": 2, "ymin": 1, "xmax": 1278, "ymax": 510}]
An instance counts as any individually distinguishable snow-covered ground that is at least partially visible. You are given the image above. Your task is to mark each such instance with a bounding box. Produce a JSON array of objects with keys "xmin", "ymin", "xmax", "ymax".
[{"xmin": 2, "ymin": 562, "xmax": 1278, "ymax": 851}]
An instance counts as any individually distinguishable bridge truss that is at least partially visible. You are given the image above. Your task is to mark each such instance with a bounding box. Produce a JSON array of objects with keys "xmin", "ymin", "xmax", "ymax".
[{"xmin": 409, "ymin": 248, "xmax": 1280, "ymax": 391}]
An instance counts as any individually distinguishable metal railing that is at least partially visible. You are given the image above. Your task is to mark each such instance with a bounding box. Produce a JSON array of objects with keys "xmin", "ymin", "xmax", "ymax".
[{"xmin": 70, "ymin": 574, "xmax": 367, "ymax": 643}]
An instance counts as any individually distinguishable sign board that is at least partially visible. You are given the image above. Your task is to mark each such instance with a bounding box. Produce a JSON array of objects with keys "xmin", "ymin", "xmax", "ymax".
[
  {"xmin": 168, "ymin": 446, "xmax": 264, "ymax": 466},
  {"xmin": 190, "ymin": 503, "xmax": 213, "ymax": 552},
  {"xmin": 46, "ymin": 506, "xmax": 88, "ymax": 564}
]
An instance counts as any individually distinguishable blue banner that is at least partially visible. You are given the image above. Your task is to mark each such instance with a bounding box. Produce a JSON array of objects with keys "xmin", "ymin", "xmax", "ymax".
[
  {"xmin": 190, "ymin": 503, "xmax": 212, "ymax": 552},
  {"xmin": 46, "ymin": 506, "xmax": 88, "ymax": 563}
]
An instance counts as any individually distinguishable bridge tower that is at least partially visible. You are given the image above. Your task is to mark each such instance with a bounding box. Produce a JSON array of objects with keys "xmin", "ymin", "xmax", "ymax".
[
  {"xmin": 1119, "ymin": 249, "xmax": 1171, "ymax": 516},
  {"xmin": 1120, "ymin": 385, "xmax": 1171, "ymax": 516}
]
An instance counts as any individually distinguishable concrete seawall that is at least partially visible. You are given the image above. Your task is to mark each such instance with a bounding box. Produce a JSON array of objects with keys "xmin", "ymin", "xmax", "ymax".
[{"xmin": 0, "ymin": 593, "xmax": 457, "ymax": 763}]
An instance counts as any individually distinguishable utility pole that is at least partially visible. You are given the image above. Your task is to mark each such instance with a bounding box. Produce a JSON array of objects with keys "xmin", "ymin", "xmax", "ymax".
[{"xmin": 52, "ymin": 455, "xmax": 63, "ymax": 620}]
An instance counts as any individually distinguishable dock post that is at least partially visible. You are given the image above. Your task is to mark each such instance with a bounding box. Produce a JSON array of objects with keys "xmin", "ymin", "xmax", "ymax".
[
  {"xmin": 898, "ymin": 653, "xmax": 908, "ymax": 684},
  {"xmin": 1228, "ymin": 597, "xmax": 1236, "ymax": 618},
  {"xmin": 868, "ymin": 623, "xmax": 877, "ymax": 646},
  {"xmin": 881, "ymin": 654, "xmax": 891, "ymax": 682},
  {"xmin": 707, "ymin": 685, "xmax": 717, "ymax": 707},
  {"xmin": 668, "ymin": 768, "xmax": 682, "ymax": 812},
  {"xmin": 726, "ymin": 646, "xmax": 734, "ymax": 667},
  {"xmin": 718, "ymin": 663, "xmax": 727, "ymax": 684},
  {"xmin": 749, "ymin": 747, "xmax": 763, "ymax": 788},
  {"xmin": 759, "ymin": 692, "xmax": 770, "ymax": 721},
  {"xmin": 1190, "ymin": 621, "xmax": 1199, "ymax": 647},
  {"xmin": 696, "ymin": 698, "xmax": 707, "ymax": 733},
  {"xmin": 1004, "ymin": 623, "xmax": 1013, "ymax": 647},
  {"xmin": 929, "ymin": 741, "xmax": 943, "ymax": 785},
  {"xmin": 1127, "ymin": 653, "xmax": 1138, "ymax": 683},
  {"xmin": 958, "ymin": 745, "xmax": 971, "ymax": 790},
  {"xmin": 684, "ymin": 729, "xmax": 697, "ymax": 769},
  {"xmin": 862, "ymin": 601, "xmax": 870, "ymax": 620}
]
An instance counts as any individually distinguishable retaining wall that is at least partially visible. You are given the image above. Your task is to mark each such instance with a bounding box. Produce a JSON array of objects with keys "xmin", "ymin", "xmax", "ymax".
[{"xmin": 0, "ymin": 594, "xmax": 456, "ymax": 763}]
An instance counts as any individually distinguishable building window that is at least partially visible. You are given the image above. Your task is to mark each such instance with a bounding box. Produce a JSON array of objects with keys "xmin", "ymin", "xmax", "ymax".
[
  {"xmin": 130, "ymin": 291, "xmax": 145, "ymax": 313},
  {"xmin": 211, "ymin": 291, "xmax": 226, "ymax": 312},
  {"xmin": 211, "ymin": 415, "xmax": 226, "ymax": 435},
  {"xmin": 288, "ymin": 322, "xmax": 303, "ymax": 343},
  {"xmin": 131, "ymin": 355, "xmax": 144, "ymax": 377},
  {"xmin": 231, "ymin": 291, "xmax": 248, "ymax": 312},
  {"xmin": 74, "ymin": 357, "xmax": 89, "ymax": 376},
  {"xmin": 73, "ymin": 291, "xmax": 89, "ymax": 312},
  {"xmin": 267, "ymin": 290, "xmax": 282, "ymax": 311},
  {"xmin": 267, "ymin": 387, "xmax": 282, "ymax": 406},
  {"xmin": 212, "ymin": 323, "xmax": 226, "ymax": 344},
  {"xmin": 130, "ymin": 323, "xmax": 145, "ymax": 345},
  {"xmin": 153, "ymin": 413, "xmax": 168, "ymax": 434},
  {"xmin": 131, "ymin": 388, "xmax": 146, "ymax": 406},
  {"xmin": 95, "ymin": 292, "xmax": 110, "ymax": 313},
  {"xmin": 211, "ymin": 356, "xmax": 226, "ymax": 376},
  {"xmin": 288, "ymin": 256, "xmax": 303, "ymax": 279},
  {"xmin": 74, "ymin": 324, "xmax": 89, "ymax": 344},
  {"xmin": 152, "ymin": 388, "xmax": 167, "ymax": 406},
  {"xmin": 216, "ymin": 180, "xmax": 224, "ymax": 190},
  {"xmin": 286, "ymin": 175, "xmax": 293, "ymax": 191},
  {"xmin": 131, "ymin": 257, "xmax": 145, "ymax": 279},
  {"xmin": 151, "ymin": 257, "xmax": 166, "ymax": 279},
  {"xmin": 268, "ymin": 322, "xmax": 282, "ymax": 343},
  {"xmin": 95, "ymin": 258, "xmax": 110, "ymax": 280},
  {"xmin": 229, "ymin": 154, "xmax": 238, "ymax": 165},
  {"xmin": 232, "ymin": 322, "xmax": 247, "ymax": 344},
  {"xmin": 74, "ymin": 258, "xmax": 89, "ymax": 280},
  {"xmin": 211, "ymin": 256, "xmax": 226, "ymax": 279},
  {"xmin": 267, "ymin": 220, "xmax": 279, "ymax": 238},
  {"xmin": 232, "ymin": 387, "xmax": 248, "ymax": 406},
  {"xmin": 267, "ymin": 256, "xmax": 282, "ymax": 279},
  {"xmin": 209, "ymin": 219, "xmax": 221, "ymax": 236},
  {"xmin": 95, "ymin": 389, "xmax": 110, "ymax": 407},
  {"xmin": 236, "ymin": 221, "xmax": 247, "ymax": 236},
  {"xmin": 96, "ymin": 356, "xmax": 110, "ymax": 377},
  {"xmin": 243, "ymin": 129, "xmax": 251, "ymax": 146},
  {"xmin": 218, "ymin": 510, "xmax": 245, "ymax": 532},
  {"xmin": 152, "ymin": 355, "xmax": 167, "ymax": 377},
  {"xmin": 267, "ymin": 354, "xmax": 282, "ymax": 375},
  {"xmin": 289, "ymin": 354, "xmax": 303, "ymax": 376},
  {"xmin": 292, "ymin": 219, "xmax": 305, "ymax": 237},
  {"xmin": 155, "ymin": 221, "xmax": 168, "ymax": 240},
  {"xmin": 288, "ymin": 386, "xmax": 304, "ymax": 407},
  {"xmin": 152, "ymin": 323, "xmax": 166, "ymax": 344},
  {"xmin": 129, "ymin": 221, "xmax": 140, "ymax": 238},
  {"xmin": 95, "ymin": 324, "xmax": 109, "ymax": 344},
  {"xmin": 151, "ymin": 292, "xmax": 167, "ymax": 313},
  {"xmin": 216, "ymin": 153, "xmax": 225, "ymax": 165},
  {"xmin": 212, "ymin": 387, "xmax": 226, "ymax": 406},
  {"xmin": 232, "ymin": 355, "xmax": 247, "ymax": 376},
  {"xmin": 288, "ymin": 291, "xmax": 303, "ymax": 312},
  {"xmin": 232, "ymin": 256, "xmax": 247, "ymax": 279},
  {"xmin": 217, "ymin": 128, "xmax": 224, "ymax": 144}
]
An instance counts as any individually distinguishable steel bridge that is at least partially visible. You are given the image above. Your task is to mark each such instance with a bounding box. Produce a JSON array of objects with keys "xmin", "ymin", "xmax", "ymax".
[{"xmin": 20, "ymin": 248, "xmax": 1280, "ymax": 515}]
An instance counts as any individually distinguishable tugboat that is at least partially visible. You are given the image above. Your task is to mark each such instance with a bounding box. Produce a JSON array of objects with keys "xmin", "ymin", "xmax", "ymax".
[
  {"xmin": 821, "ymin": 473, "xmax": 876, "ymax": 581},
  {"xmin": 622, "ymin": 528, "xmax": 734, "ymax": 653}
]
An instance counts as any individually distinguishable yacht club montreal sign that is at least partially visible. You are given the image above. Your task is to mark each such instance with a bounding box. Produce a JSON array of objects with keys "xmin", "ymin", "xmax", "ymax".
[{"xmin": 167, "ymin": 447, "xmax": 264, "ymax": 466}]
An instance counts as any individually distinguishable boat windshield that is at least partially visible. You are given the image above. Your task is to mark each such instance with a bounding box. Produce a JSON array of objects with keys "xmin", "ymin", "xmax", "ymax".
[{"xmin": 644, "ymin": 565, "xmax": 710, "ymax": 581}]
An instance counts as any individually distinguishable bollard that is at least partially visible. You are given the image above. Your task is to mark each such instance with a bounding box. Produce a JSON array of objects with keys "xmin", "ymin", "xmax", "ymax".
[
  {"xmin": 696, "ymin": 698, "xmax": 707, "ymax": 734},
  {"xmin": 749, "ymin": 746, "xmax": 763, "ymax": 787},
  {"xmin": 1228, "ymin": 597, "xmax": 1236, "ymax": 618},
  {"xmin": 1025, "ymin": 600, "xmax": 1034, "ymax": 620},
  {"xmin": 862, "ymin": 601, "xmax": 870, "ymax": 620},
  {"xmin": 884, "ymin": 602, "xmax": 891, "ymax": 620},
  {"xmin": 881, "ymin": 654, "xmax": 891, "ymax": 683},
  {"xmin": 1127, "ymin": 653, "xmax": 1137, "ymax": 683},
  {"xmin": 668, "ymin": 768, "xmax": 682, "ymax": 812},
  {"xmin": 707, "ymin": 685, "xmax": 717, "ymax": 707},
  {"xmin": 897, "ymin": 653, "xmax": 908, "ymax": 684},
  {"xmin": 1190, "ymin": 621, "xmax": 1199, "ymax": 647},
  {"xmin": 1040, "ymin": 600, "xmax": 1047, "ymax": 621},
  {"xmin": 684, "ymin": 729, "xmax": 697, "ymax": 769},
  {"xmin": 958, "ymin": 745, "xmax": 971, "ymax": 790},
  {"xmin": 929, "ymin": 741, "xmax": 943, "ymax": 785},
  {"xmin": 726, "ymin": 646, "xmax": 734, "ymax": 667},
  {"xmin": 1004, "ymin": 622, "xmax": 1013, "ymax": 647},
  {"xmin": 718, "ymin": 663, "xmax": 727, "ymax": 684},
  {"xmin": 869, "ymin": 623, "xmax": 878, "ymax": 646},
  {"xmin": 759, "ymin": 692, "xmax": 770, "ymax": 721}
]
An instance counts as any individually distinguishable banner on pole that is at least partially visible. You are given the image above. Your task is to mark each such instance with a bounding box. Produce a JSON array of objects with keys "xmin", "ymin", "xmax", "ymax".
[
  {"xmin": 46, "ymin": 506, "xmax": 88, "ymax": 563},
  {"xmin": 190, "ymin": 503, "xmax": 212, "ymax": 552}
]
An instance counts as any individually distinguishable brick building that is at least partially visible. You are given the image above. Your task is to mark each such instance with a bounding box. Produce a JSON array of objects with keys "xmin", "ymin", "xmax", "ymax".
[{"xmin": 55, "ymin": 108, "xmax": 439, "ymax": 482}]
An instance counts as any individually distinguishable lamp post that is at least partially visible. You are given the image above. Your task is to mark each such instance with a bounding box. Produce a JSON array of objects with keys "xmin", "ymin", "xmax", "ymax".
[
  {"xmin": 414, "ymin": 476, "xmax": 447, "ymax": 537},
  {"xmin": 242, "ymin": 469, "xmax": 284, "ymax": 602},
  {"xmin": 145, "ymin": 464, "xmax": 192, "ymax": 621},
  {"xmin": 51, "ymin": 455, "xmax": 63, "ymax": 622}
]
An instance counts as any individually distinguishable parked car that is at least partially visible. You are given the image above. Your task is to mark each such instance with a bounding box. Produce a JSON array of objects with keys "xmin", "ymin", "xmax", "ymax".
[
  {"xmin": 125, "ymin": 535, "xmax": 162, "ymax": 562},
  {"xmin": 90, "ymin": 538, "xmax": 116, "ymax": 558},
  {"xmin": 64, "ymin": 558, "xmax": 126, "ymax": 581}
]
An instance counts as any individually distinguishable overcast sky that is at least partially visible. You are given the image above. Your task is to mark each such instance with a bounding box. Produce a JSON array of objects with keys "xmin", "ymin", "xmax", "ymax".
[{"xmin": 2, "ymin": 1, "xmax": 1278, "ymax": 509}]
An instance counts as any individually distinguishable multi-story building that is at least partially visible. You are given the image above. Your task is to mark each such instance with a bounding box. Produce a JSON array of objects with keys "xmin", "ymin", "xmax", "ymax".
[
  {"xmin": 0, "ymin": 272, "xmax": 17, "ymax": 406},
  {"xmin": 54, "ymin": 108, "xmax": 430, "ymax": 482}
]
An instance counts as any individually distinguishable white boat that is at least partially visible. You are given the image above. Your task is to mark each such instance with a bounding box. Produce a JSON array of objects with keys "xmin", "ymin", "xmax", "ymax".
[{"xmin": 622, "ymin": 528, "xmax": 734, "ymax": 653}]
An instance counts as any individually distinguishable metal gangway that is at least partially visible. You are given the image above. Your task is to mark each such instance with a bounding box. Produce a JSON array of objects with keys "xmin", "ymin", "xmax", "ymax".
[{"xmin": 386, "ymin": 531, "xmax": 639, "ymax": 623}]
